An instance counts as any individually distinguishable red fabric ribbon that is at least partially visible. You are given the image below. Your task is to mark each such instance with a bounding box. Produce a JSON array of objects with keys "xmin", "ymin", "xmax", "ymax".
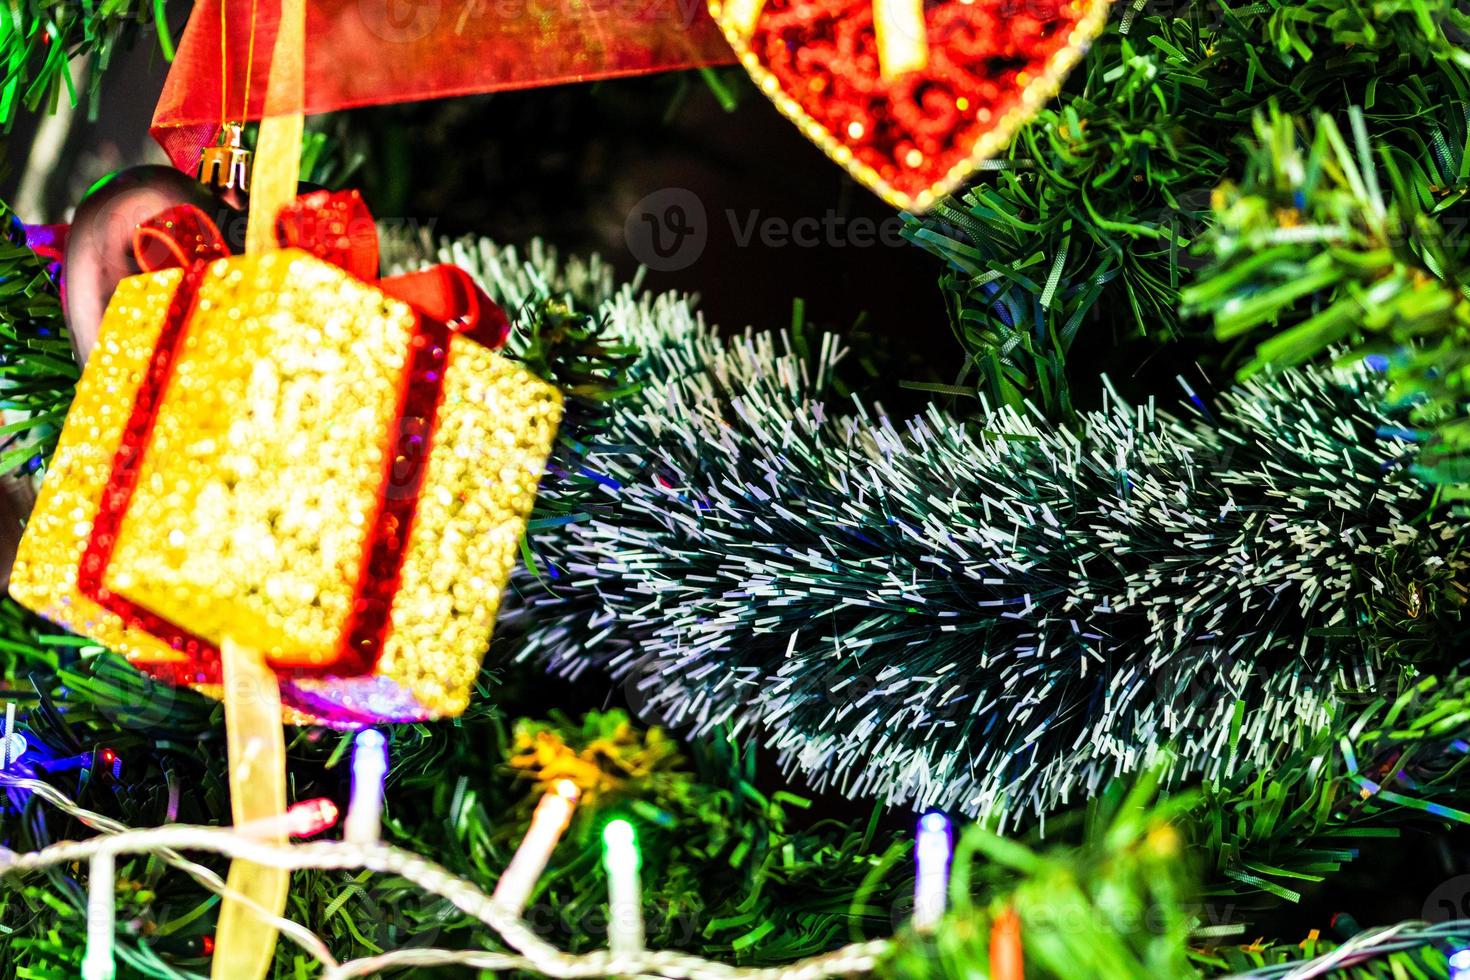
[
  {"xmin": 133, "ymin": 205, "xmax": 232, "ymax": 270},
  {"xmin": 151, "ymin": 0, "xmax": 735, "ymax": 175},
  {"xmin": 132, "ymin": 189, "xmax": 510, "ymax": 348}
]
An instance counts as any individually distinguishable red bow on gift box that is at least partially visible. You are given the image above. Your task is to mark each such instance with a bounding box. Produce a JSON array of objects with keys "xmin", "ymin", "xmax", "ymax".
[{"xmin": 132, "ymin": 189, "xmax": 510, "ymax": 349}]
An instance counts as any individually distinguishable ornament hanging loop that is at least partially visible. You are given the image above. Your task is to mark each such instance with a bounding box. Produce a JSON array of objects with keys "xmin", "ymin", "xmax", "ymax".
[
  {"xmin": 212, "ymin": 0, "xmax": 303, "ymax": 975},
  {"xmin": 721, "ymin": 0, "xmax": 929, "ymax": 78}
]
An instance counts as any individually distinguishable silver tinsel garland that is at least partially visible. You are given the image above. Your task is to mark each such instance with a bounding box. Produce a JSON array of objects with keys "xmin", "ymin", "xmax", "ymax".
[{"xmin": 390, "ymin": 231, "xmax": 1467, "ymax": 821}]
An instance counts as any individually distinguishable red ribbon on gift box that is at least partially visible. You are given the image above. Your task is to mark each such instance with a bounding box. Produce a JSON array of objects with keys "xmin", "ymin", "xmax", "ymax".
[{"xmin": 79, "ymin": 189, "xmax": 510, "ymax": 686}]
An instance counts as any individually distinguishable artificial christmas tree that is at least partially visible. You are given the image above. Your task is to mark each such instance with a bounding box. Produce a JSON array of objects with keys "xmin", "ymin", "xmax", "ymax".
[{"xmin": 4, "ymin": 0, "xmax": 1470, "ymax": 977}]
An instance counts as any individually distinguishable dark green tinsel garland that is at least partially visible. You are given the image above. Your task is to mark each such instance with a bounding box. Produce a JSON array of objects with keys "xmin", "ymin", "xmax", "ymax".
[{"xmin": 398, "ymin": 231, "xmax": 1470, "ymax": 827}]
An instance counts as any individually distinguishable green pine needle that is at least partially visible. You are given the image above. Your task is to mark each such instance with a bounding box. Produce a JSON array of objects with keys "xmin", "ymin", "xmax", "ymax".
[
  {"xmin": 1, "ymin": 1, "xmax": 175, "ymax": 128},
  {"xmin": 905, "ymin": 0, "xmax": 1470, "ymax": 419}
]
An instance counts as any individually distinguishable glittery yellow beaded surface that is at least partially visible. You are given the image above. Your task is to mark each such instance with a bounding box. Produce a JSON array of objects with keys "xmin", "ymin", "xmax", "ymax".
[
  {"xmin": 11, "ymin": 271, "xmax": 191, "ymax": 671},
  {"xmin": 107, "ymin": 251, "xmax": 415, "ymax": 665},
  {"xmin": 14, "ymin": 247, "xmax": 563, "ymax": 723},
  {"xmin": 287, "ymin": 334, "xmax": 562, "ymax": 722}
]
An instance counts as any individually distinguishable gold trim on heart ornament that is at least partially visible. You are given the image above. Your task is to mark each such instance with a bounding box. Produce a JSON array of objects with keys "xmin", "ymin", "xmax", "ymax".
[{"xmin": 711, "ymin": 0, "xmax": 1114, "ymax": 211}]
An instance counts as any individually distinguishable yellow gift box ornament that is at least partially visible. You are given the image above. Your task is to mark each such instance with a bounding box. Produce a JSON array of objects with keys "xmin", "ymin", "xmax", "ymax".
[{"xmin": 12, "ymin": 190, "xmax": 563, "ymax": 726}]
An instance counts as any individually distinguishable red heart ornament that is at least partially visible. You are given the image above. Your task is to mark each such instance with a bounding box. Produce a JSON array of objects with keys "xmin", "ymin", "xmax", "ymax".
[{"xmin": 710, "ymin": 0, "xmax": 1112, "ymax": 210}]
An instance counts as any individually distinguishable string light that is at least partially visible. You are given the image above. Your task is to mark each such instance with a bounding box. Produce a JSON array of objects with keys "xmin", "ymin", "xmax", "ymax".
[
  {"xmin": 913, "ymin": 811, "xmax": 951, "ymax": 932},
  {"xmin": 237, "ymin": 798, "xmax": 341, "ymax": 840},
  {"xmin": 16, "ymin": 771, "xmax": 1459, "ymax": 980},
  {"xmin": 493, "ymin": 779, "xmax": 580, "ymax": 916},
  {"xmin": 0, "ymin": 814, "xmax": 894, "ymax": 980},
  {"xmin": 80, "ymin": 850, "xmax": 116, "ymax": 980},
  {"xmin": 344, "ymin": 729, "xmax": 388, "ymax": 844},
  {"xmin": 0, "ymin": 768, "xmax": 339, "ymax": 967},
  {"xmin": 990, "ymin": 905, "xmax": 1024, "ymax": 980},
  {"xmin": 601, "ymin": 818, "xmax": 644, "ymax": 955},
  {"xmin": 0, "ymin": 769, "xmax": 888, "ymax": 980},
  {"xmin": 1, "ymin": 702, "xmax": 22, "ymax": 768},
  {"xmin": 285, "ymin": 798, "xmax": 340, "ymax": 838}
]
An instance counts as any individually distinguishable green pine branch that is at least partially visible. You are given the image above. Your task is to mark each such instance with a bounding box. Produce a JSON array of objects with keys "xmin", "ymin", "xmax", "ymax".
[
  {"xmin": 904, "ymin": 0, "xmax": 1470, "ymax": 418},
  {"xmin": 887, "ymin": 773, "xmax": 1204, "ymax": 979},
  {"xmin": 888, "ymin": 767, "xmax": 1470, "ymax": 980},
  {"xmin": 0, "ymin": 1, "xmax": 177, "ymax": 127},
  {"xmin": 1182, "ymin": 106, "xmax": 1470, "ymax": 499},
  {"xmin": 0, "ymin": 201, "xmax": 77, "ymax": 477}
]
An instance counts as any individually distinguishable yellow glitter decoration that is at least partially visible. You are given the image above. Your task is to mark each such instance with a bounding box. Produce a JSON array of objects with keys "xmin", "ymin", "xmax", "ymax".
[
  {"xmin": 508, "ymin": 715, "xmax": 685, "ymax": 801},
  {"xmin": 12, "ymin": 271, "xmax": 189, "ymax": 672},
  {"xmin": 287, "ymin": 332, "xmax": 563, "ymax": 722},
  {"xmin": 13, "ymin": 249, "xmax": 562, "ymax": 723},
  {"xmin": 110, "ymin": 252, "xmax": 414, "ymax": 665}
]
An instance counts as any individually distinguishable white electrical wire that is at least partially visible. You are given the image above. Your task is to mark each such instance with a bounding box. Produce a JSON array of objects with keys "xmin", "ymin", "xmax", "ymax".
[
  {"xmin": 19, "ymin": 768, "xmax": 1442, "ymax": 980},
  {"xmin": 0, "ymin": 772, "xmax": 339, "ymax": 969},
  {"xmin": 0, "ymin": 780, "xmax": 892, "ymax": 980}
]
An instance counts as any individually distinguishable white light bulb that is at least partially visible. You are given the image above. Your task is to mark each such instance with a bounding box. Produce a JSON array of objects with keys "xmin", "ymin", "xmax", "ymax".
[
  {"xmin": 344, "ymin": 729, "xmax": 389, "ymax": 844},
  {"xmin": 492, "ymin": 780, "xmax": 580, "ymax": 917},
  {"xmin": 602, "ymin": 818, "xmax": 644, "ymax": 956},
  {"xmin": 913, "ymin": 811, "xmax": 952, "ymax": 932},
  {"xmin": 80, "ymin": 851, "xmax": 116, "ymax": 980}
]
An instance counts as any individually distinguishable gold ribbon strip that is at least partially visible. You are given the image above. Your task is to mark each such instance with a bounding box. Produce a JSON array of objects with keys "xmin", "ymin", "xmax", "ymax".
[
  {"xmin": 215, "ymin": 0, "xmax": 305, "ymax": 975},
  {"xmin": 244, "ymin": 0, "xmax": 304, "ymax": 257},
  {"xmin": 719, "ymin": 0, "xmax": 929, "ymax": 80},
  {"xmin": 214, "ymin": 638, "xmax": 290, "ymax": 980},
  {"xmin": 872, "ymin": 0, "xmax": 929, "ymax": 79}
]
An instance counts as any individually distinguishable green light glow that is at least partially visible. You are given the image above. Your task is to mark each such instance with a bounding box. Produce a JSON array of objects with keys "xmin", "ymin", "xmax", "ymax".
[{"xmin": 602, "ymin": 818, "xmax": 640, "ymax": 870}]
